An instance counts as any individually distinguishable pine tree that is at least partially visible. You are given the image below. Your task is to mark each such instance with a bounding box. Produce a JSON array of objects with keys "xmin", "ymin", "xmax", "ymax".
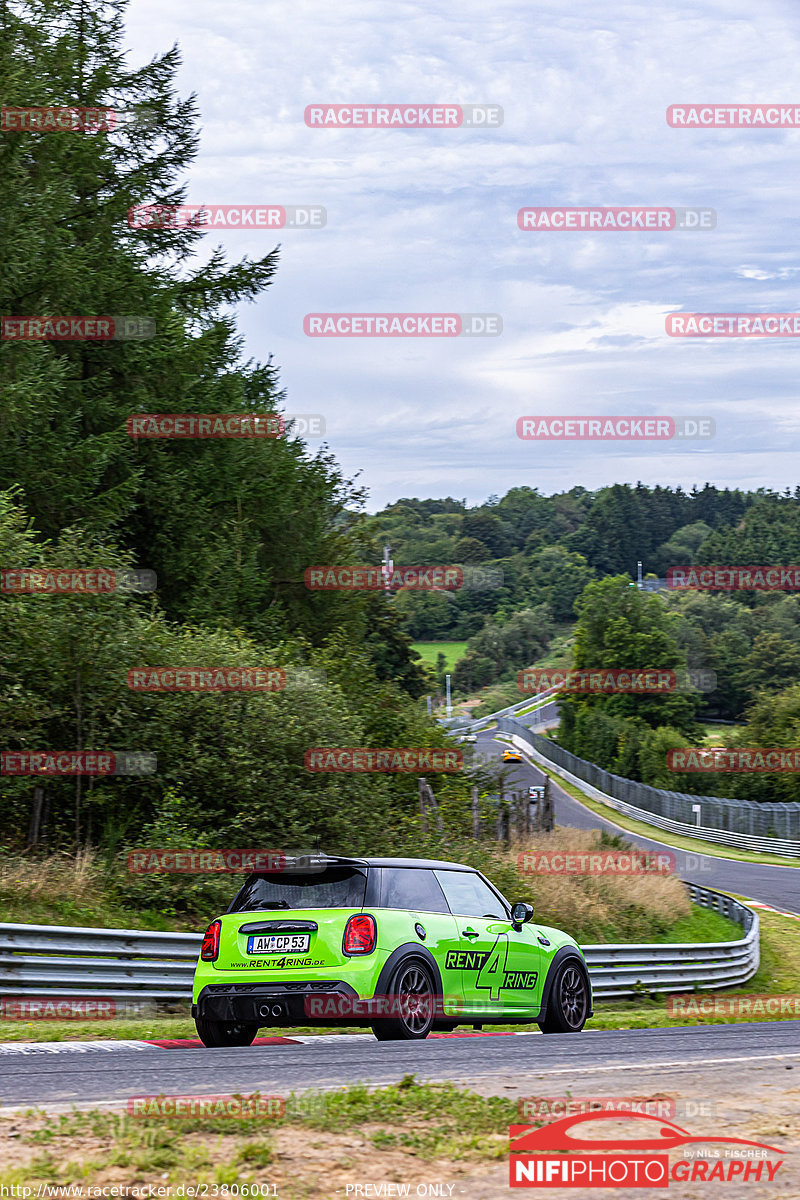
[{"xmin": 0, "ymin": 0, "xmax": 365, "ymax": 643}]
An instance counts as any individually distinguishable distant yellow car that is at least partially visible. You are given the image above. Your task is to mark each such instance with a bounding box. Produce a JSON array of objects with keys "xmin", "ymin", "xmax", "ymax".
[{"xmin": 502, "ymin": 748, "xmax": 523, "ymax": 762}]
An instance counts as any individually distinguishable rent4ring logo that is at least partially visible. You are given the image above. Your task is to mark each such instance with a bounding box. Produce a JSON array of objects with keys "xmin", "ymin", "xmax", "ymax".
[{"xmin": 509, "ymin": 1109, "xmax": 786, "ymax": 1187}]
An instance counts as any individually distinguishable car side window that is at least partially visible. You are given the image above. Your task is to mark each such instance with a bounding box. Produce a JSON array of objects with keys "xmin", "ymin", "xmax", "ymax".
[
  {"xmin": 380, "ymin": 868, "xmax": 450, "ymax": 913},
  {"xmin": 434, "ymin": 870, "xmax": 507, "ymax": 918}
]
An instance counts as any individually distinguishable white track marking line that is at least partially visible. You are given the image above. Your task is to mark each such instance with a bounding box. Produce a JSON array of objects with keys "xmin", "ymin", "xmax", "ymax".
[
  {"xmin": 514, "ymin": 1051, "xmax": 800, "ymax": 1076},
  {"xmin": 0, "ymin": 1040, "xmax": 152, "ymax": 1054}
]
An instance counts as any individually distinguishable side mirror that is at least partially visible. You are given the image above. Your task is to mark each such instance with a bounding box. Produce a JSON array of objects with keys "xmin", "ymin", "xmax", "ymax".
[{"xmin": 511, "ymin": 901, "xmax": 534, "ymax": 931}]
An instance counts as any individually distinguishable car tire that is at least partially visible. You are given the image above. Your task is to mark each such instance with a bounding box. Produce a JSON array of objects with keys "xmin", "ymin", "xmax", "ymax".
[
  {"xmin": 538, "ymin": 960, "xmax": 589, "ymax": 1034},
  {"xmin": 195, "ymin": 1015, "xmax": 260, "ymax": 1048},
  {"xmin": 371, "ymin": 959, "xmax": 436, "ymax": 1041}
]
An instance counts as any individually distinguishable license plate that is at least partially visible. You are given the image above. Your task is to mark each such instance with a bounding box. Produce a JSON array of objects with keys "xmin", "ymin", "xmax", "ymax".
[{"xmin": 246, "ymin": 934, "xmax": 310, "ymax": 954}]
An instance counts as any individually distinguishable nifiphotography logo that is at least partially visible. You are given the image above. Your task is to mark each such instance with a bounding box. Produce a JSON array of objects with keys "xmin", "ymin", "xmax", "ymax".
[{"xmin": 509, "ymin": 1109, "xmax": 786, "ymax": 1188}]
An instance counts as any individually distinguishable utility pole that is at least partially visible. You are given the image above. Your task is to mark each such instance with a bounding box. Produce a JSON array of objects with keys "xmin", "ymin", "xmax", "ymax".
[
  {"xmin": 445, "ymin": 673, "xmax": 452, "ymax": 719},
  {"xmin": 382, "ymin": 544, "xmax": 393, "ymax": 597}
]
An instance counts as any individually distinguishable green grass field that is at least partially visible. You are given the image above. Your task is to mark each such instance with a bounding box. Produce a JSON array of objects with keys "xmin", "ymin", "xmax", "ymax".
[
  {"xmin": 700, "ymin": 721, "xmax": 744, "ymax": 744},
  {"xmin": 411, "ymin": 641, "xmax": 468, "ymax": 670}
]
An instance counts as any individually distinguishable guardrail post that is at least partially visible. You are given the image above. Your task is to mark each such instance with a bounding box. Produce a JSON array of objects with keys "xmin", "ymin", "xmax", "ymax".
[
  {"xmin": 418, "ymin": 777, "xmax": 443, "ymax": 834},
  {"xmin": 26, "ymin": 786, "xmax": 46, "ymax": 849},
  {"xmin": 496, "ymin": 795, "xmax": 507, "ymax": 843},
  {"xmin": 510, "ymin": 791, "xmax": 518, "ymax": 842}
]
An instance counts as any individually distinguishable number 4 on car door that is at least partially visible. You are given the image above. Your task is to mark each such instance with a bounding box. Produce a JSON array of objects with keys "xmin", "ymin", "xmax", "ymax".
[{"xmin": 475, "ymin": 934, "xmax": 509, "ymax": 1000}]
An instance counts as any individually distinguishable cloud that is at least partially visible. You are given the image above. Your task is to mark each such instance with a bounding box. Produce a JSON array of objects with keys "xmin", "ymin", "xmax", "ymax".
[{"xmin": 124, "ymin": 0, "xmax": 800, "ymax": 506}]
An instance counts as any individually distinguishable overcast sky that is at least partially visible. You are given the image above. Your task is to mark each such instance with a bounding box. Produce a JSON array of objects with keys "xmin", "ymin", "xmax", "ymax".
[{"xmin": 124, "ymin": 0, "xmax": 800, "ymax": 511}]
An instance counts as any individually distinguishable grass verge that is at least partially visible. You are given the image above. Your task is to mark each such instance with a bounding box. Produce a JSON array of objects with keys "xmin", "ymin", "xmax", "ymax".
[
  {"xmin": 0, "ymin": 853, "xmax": 203, "ymax": 931},
  {"xmin": 0, "ymin": 1078, "xmax": 513, "ymax": 1196}
]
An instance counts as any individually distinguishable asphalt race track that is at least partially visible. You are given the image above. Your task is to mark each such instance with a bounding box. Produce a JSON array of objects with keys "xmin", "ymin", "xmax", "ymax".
[
  {"xmin": 475, "ymin": 730, "xmax": 800, "ymax": 914},
  {"xmin": 2, "ymin": 1022, "xmax": 800, "ymax": 1110},
  {"xmin": 2, "ymin": 730, "xmax": 799, "ymax": 1121}
]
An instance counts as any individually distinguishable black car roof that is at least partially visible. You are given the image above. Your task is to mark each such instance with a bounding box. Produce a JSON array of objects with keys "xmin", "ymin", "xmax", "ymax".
[
  {"xmin": 332, "ymin": 856, "xmax": 476, "ymax": 871},
  {"xmin": 252, "ymin": 855, "xmax": 477, "ymax": 872}
]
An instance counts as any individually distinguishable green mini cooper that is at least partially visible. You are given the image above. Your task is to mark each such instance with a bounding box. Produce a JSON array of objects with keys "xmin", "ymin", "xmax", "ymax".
[{"xmin": 192, "ymin": 855, "xmax": 592, "ymax": 1045}]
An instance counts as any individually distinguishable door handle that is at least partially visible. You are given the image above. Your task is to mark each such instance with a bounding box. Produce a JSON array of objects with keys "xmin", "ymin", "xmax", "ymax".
[{"xmin": 461, "ymin": 927, "xmax": 479, "ymax": 938}]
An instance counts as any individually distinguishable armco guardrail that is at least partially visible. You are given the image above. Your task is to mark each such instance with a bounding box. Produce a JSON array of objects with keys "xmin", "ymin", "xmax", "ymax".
[
  {"xmin": 0, "ymin": 888, "xmax": 759, "ymax": 1003},
  {"xmin": 584, "ymin": 886, "xmax": 759, "ymax": 998},
  {"xmin": 498, "ymin": 716, "xmax": 800, "ymax": 856},
  {"xmin": 0, "ymin": 925, "xmax": 200, "ymax": 1001},
  {"xmin": 445, "ymin": 689, "xmax": 561, "ymax": 737}
]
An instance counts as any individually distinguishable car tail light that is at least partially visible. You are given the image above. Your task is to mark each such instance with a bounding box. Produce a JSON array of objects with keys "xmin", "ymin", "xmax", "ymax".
[
  {"xmin": 201, "ymin": 919, "xmax": 221, "ymax": 962},
  {"xmin": 344, "ymin": 914, "xmax": 376, "ymax": 954}
]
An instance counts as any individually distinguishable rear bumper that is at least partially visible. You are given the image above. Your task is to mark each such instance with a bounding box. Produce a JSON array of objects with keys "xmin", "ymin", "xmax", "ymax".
[
  {"xmin": 195, "ymin": 981, "xmax": 465, "ymax": 1026},
  {"xmin": 195, "ymin": 981, "xmax": 362, "ymax": 1025}
]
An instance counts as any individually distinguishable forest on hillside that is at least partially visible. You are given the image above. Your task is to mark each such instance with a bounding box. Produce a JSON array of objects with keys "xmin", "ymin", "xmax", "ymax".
[{"xmin": 4, "ymin": 5, "xmax": 800, "ymax": 858}]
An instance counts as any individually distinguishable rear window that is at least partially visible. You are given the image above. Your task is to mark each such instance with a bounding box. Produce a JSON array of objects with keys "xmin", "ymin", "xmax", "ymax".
[{"xmin": 229, "ymin": 867, "xmax": 368, "ymax": 913}]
